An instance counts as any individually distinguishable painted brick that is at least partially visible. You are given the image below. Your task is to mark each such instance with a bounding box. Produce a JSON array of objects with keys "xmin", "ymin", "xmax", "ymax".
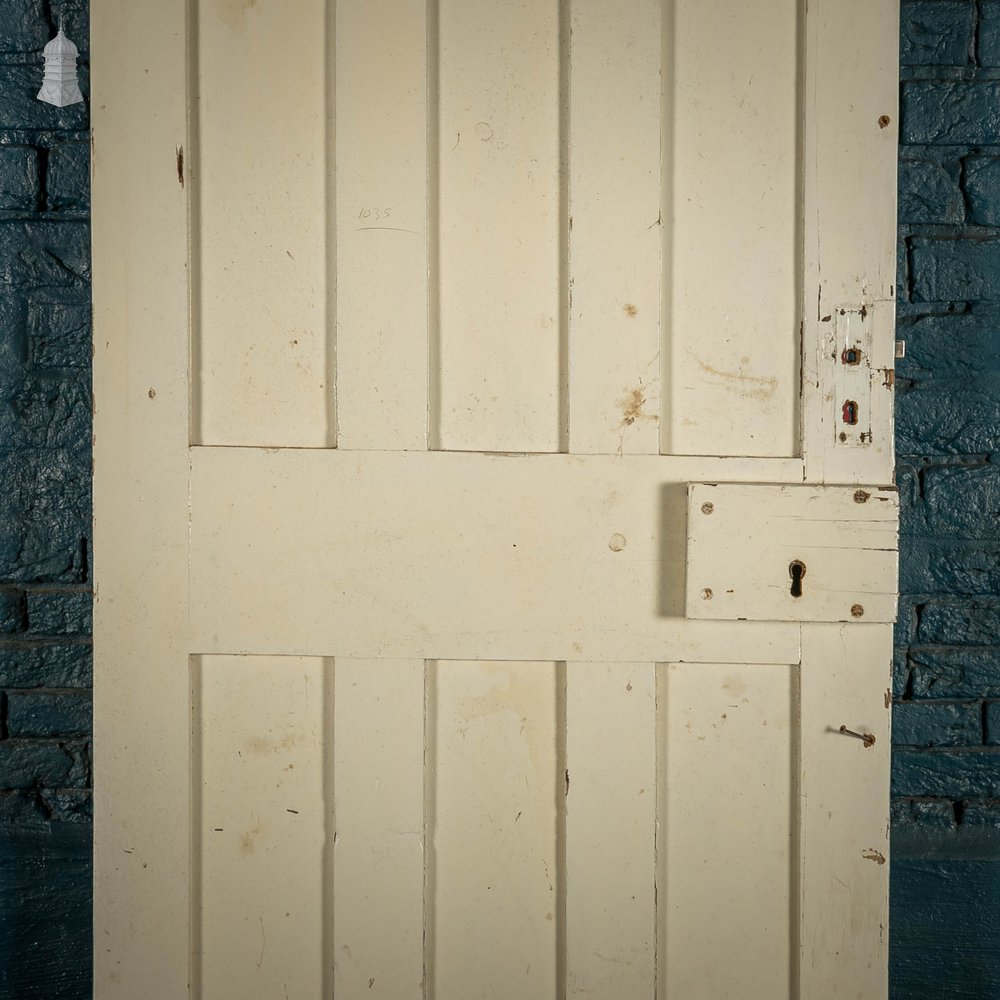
[
  {"xmin": 891, "ymin": 797, "xmax": 958, "ymax": 831},
  {"xmin": 0, "ymin": 592, "xmax": 25, "ymax": 635},
  {"xmin": 2, "ymin": 372, "xmax": 91, "ymax": 452},
  {"xmin": 0, "ymin": 790, "xmax": 45, "ymax": 824},
  {"xmin": 0, "ymin": 789, "xmax": 91, "ymax": 825},
  {"xmin": 0, "ymin": 294, "xmax": 28, "ymax": 377},
  {"xmin": 40, "ymin": 789, "xmax": 91, "ymax": 824},
  {"xmin": 25, "ymin": 590, "xmax": 91, "ymax": 636},
  {"xmin": 897, "ymin": 235, "xmax": 910, "ymax": 302},
  {"xmin": 984, "ymin": 701, "xmax": 1000, "ymax": 744},
  {"xmin": 26, "ymin": 295, "xmax": 91, "ymax": 369},
  {"xmin": 0, "ymin": 4, "xmax": 89, "ymax": 55},
  {"xmin": 0, "ymin": 1, "xmax": 93, "ymax": 993},
  {"xmin": 0, "ymin": 65, "xmax": 89, "ymax": 134},
  {"xmin": 921, "ymin": 462, "xmax": 1000, "ymax": 538},
  {"xmin": 896, "ymin": 310, "xmax": 1000, "ymax": 380},
  {"xmin": 0, "ymin": 144, "xmax": 39, "ymax": 212},
  {"xmin": 5, "ymin": 692, "xmax": 91, "ymax": 738},
  {"xmin": 0, "ymin": 220, "xmax": 89, "ymax": 291},
  {"xmin": 919, "ymin": 599, "xmax": 1000, "ymax": 644},
  {"xmin": 900, "ymin": 1, "xmax": 976, "ymax": 65},
  {"xmin": 0, "ymin": 641, "xmax": 90, "ymax": 688},
  {"xmin": 45, "ymin": 142, "xmax": 88, "ymax": 212},
  {"xmin": 901, "ymin": 80, "xmax": 1000, "ymax": 144},
  {"xmin": 896, "ymin": 377, "xmax": 1000, "ymax": 454},
  {"xmin": 910, "ymin": 648, "xmax": 1000, "ymax": 698},
  {"xmin": 896, "ymin": 462, "xmax": 1000, "ymax": 539},
  {"xmin": 910, "ymin": 236, "xmax": 1000, "ymax": 302},
  {"xmin": 0, "ymin": 450, "xmax": 90, "ymax": 583},
  {"xmin": 896, "ymin": 598, "xmax": 919, "ymax": 647},
  {"xmin": 963, "ymin": 801, "xmax": 1000, "ymax": 827},
  {"xmin": 894, "ymin": 647, "xmax": 910, "ymax": 699},
  {"xmin": 893, "ymin": 749, "xmax": 1000, "ymax": 796},
  {"xmin": 897, "ymin": 156, "xmax": 965, "ymax": 224},
  {"xmin": 0, "ymin": 4, "xmax": 57, "ymax": 54},
  {"xmin": 965, "ymin": 156, "xmax": 1000, "ymax": 226},
  {"xmin": 896, "ymin": 463, "xmax": 921, "ymax": 533},
  {"xmin": 980, "ymin": 0, "xmax": 1000, "ymax": 66},
  {"xmin": 892, "ymin": 700, "xmax": 982, "ymax": 746},
  {"xmin": 0, "ymin": 740, "xmax": 88, "ymax": 789},
  {"xmin": 900, "ymin": 543, "xmax": 1000, "ymax": 596}
]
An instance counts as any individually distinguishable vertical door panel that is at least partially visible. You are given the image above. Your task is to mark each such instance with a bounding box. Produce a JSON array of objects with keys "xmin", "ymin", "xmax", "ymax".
[
  {"xmin": 565, "ymin": 663, "xmax": 657, "ymax": 996},
  {"xmin": 663, "ymin": 0, "xmax": 801, "ymax": 457},
  {"xmin": 661, "ymin": 662, "xmax": 795, "ymax": 999},
  {"xmin": 435, "ymin": 0, "xmax": 563, "ymax": 452},
  {"xmin": 335, "ymin": 0, "xmax": 430, "ymax": 451},
  {"xmin": 196, "ymin": 656, "xmax": 327, "ymax": 998},
  {"xmin": 332, "ymin": 659, "xmax": 425, "ymax": 998},
  {"xmin": 568, "ymin": 0, "xmax": 663, "ymax": 456},
  {"xmin": 194, "ymin": 0, "xmax": 331, "ymax": 447},
  {"xmin": 429, "ymin": 661, "xmax": 560, "ymax": 998}
]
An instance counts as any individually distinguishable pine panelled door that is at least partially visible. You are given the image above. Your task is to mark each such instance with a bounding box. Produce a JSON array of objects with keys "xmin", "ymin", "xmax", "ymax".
[{"xmin": 91, "ymin": 1, "xmax": 900, "ymax": 997}]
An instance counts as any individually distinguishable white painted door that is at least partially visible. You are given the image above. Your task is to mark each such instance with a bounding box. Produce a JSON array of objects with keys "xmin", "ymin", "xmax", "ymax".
[{"xmin": 92, "ymin": 1, "xmax": 900, "ymax": 998}]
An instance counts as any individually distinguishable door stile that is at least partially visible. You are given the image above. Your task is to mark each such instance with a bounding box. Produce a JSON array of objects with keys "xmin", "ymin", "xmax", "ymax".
[
  {"xmin": 798, "ymin": 625, "xmax": 892, "ymax": 998},
  {"xmin": 92, "ymin": 0, "xmax": 194, "ymax": 995},
  {"xmin": 796, "ymin": 1, "xmax": 899, "ymax": 997},
  {"xmin": 800, "ymin": 0, "xmax": 900, "ymax": 488}
]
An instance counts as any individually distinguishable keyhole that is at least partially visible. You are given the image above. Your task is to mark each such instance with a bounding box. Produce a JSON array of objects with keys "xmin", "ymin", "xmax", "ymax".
[
  {"xmin": 842, "ymin": 400, "xmax": 859, "ymax": 425},
  {"xmin": 789, "ymin": 560, "xmax": 806, "ymax": 598}
]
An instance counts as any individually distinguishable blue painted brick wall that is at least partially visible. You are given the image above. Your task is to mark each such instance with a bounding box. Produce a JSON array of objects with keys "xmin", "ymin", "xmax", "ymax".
[
  {"xmin": 0, "ymin": 4, "xmax": 91, "ymax": 999},
  {"xmin": 894, "ymin": 2, "xmax": 1000, "ymax": 997}
]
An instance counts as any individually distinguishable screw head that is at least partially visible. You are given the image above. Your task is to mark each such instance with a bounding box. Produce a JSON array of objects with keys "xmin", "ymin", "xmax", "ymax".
[
  {"xmin": 854, "ymin": 490, "xmax": 870, "ymax": 503},
  {"xmin": 851, "ymin": 603, "xmax": 864, "ymax": 618},
  {"xmin": 701, "ymin": 588, "xmax": 713, "ymax": 600},
  {"xmin": 701, "ymin": 502, "xmax": 714, "ymax": 515}
]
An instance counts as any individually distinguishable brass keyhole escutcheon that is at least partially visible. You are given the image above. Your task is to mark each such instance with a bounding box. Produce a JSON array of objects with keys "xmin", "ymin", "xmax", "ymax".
[{"xmin": 789, "ymin": 560, "xmax": 806, "ymax": 598}]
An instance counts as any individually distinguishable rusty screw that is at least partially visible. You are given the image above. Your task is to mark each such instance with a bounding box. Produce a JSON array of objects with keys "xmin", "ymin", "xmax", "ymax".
[
  {"xmin": 854, "ymin": 490, "xmax": 870, "ymax": 504},
  {"xmin": 840, "ymin": 725, "xmax": 876, "ymax": 748},
  {"xmin": 701, "ymin": 502, "xmax": 714, "ymax": 515},
  {"xmin": 701, "ymin": 588, "xmax": 713, "ymax": 600},
  {"xmin": 851, "ymin": 603, "xmax": 865, "ymax": 618}
]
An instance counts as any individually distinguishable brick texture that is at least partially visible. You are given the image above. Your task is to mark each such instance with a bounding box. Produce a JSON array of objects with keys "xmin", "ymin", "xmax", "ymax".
[
  {"xmin": 894, "ymin": 3, "xmax": 1000, "ymax": 996},
  {"xmin": 0, "ymin": 4, "xmax": 91, "ymax": 998}
]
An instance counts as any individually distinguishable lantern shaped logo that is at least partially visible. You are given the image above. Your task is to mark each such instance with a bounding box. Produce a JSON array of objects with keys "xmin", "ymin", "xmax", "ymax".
[{"xmin": 37, "ymin": 29, "xmax": 84, "ymax": 108}]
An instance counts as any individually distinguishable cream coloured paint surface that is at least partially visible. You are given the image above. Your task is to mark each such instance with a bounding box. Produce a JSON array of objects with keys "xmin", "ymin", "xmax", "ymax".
[{"xmin": 92, "ymin": 0, "xmax": 899, "ymax": 996}]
